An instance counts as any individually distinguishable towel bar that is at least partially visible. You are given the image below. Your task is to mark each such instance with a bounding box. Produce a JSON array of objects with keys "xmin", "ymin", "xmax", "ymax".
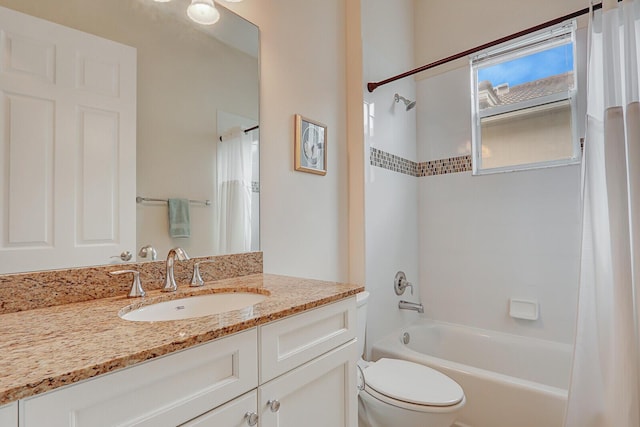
[{"xmin": 136, "ymin": 196, "xmax": 211, "ymax": 206}]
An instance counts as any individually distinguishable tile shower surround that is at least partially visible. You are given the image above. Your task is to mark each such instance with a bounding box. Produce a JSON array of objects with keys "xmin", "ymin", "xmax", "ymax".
[{"xmin": 370, "ymin": 147, "xmax": 472, "ymax": 176}]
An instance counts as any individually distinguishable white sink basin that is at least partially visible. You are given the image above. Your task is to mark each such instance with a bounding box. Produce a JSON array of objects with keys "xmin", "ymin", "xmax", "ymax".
[{"xmin": 120, "ymin": 292, "xmax": 266, "ymax": 322}]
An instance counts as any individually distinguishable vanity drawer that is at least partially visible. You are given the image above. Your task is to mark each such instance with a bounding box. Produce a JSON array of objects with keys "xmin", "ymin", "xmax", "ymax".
[
  {"xmin": 20, "ymin": 328, "xmax": 258, "ymax": 427},
  {"xmin": 259, "ymin": 297, "xmax": 356, "ymax": 383}
]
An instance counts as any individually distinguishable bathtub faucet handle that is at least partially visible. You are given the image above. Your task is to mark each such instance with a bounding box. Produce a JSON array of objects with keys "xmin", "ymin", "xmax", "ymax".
[{"xmin": 394, "ymin": 271, "xmax": 413, "ymax": 296}]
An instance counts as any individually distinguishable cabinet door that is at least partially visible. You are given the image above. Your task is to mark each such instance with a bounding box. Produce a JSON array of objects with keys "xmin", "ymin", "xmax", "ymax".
[
  {"xmin": 180, "ymin": 390, "xmax": 257, "ymax": 427},
  {"xmin": 20, "ymin": 329, "xmax": 258, "ymax": 427},
  {"xmin": 259, "ymin": 340, "xmax": 358, "ymax": 427},
  {"xmin": 0, "ymin": 402, "xmax": 17, "ymax": 426}
]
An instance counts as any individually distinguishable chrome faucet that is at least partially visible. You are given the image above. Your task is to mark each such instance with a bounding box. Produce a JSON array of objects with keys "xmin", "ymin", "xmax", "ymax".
[
  {"xmin": 162, "ymin": 247, "xmax": 189, "ymax": 292},
  {"xmin": 398, "ymin": 300, "xmax": 424, "ymax": 313}
]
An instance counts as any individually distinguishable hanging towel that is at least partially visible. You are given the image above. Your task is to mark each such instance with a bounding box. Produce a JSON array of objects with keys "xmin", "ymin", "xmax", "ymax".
[{"xmin": 168, "ymin": 198, "xmax": 191, "ymax": 238}]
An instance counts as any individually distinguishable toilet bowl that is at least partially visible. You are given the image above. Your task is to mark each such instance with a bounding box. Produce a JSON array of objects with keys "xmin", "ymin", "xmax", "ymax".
[{"xmin": 356, "ymin": 291, "xmax": 465, "ymax": 427}]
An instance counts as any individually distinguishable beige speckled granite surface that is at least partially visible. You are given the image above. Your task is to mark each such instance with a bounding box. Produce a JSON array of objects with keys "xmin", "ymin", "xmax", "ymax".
[
  {"xmin": 0, "ymin": 252, "xmax": 262, "ymax": 314},
  {"xmin": 0, "ymin": 273, "xmax": 363, "ymax": 405}
]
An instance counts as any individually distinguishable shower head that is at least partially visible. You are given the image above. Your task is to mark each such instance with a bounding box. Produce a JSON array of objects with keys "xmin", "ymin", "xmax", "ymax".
[{"xmin": 394, "ymin": 93, "xmax": 416, "ymax": 111}]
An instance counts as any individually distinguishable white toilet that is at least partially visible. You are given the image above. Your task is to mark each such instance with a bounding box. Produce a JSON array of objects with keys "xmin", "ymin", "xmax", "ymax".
[{"xmin": 356, "ymin": 291, "xmax": 465, "ymax": 427}]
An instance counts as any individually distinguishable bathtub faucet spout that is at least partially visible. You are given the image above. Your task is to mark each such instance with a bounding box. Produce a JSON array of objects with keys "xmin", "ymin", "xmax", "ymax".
[{"xmin": 399, "ymin": 300, "xmax": 424, "ymax": 313}]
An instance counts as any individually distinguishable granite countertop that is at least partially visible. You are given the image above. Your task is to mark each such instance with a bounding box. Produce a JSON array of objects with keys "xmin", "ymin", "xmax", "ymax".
[{"xmin": 0, "ymin": 273, "xmax": 363, "ymax": 405}]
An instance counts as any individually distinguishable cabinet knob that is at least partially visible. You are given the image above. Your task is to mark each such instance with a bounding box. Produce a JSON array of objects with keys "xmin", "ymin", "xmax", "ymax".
[
  {"xmin": 244, "ymin": 412, "xmax": 258, "ymax": 426},
  {"xmin": 267, "ymin": 399, "xmax": 281, "ymax": 413}
]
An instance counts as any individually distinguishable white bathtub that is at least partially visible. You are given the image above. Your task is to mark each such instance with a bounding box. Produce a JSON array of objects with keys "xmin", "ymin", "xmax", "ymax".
[{"xmin": 371, "ymin": 319, "xmax": 572, "ymax": 427}]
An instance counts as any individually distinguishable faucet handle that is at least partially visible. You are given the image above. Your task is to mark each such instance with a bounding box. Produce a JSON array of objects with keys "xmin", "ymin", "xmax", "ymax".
[
  {"xmin": 110, "ymin": 270, "xmax": 146, "ymax": 298},
  {"xmin": 190, "ymin": 260, "xmax": 215, "ymax": 287},
  {"xmin": 138, "ymin": 244, "xmax": 157, "ymax": 261},
  {"xmin": 394, "ymin": 271, "xmax": 413, "ymax": 296}
]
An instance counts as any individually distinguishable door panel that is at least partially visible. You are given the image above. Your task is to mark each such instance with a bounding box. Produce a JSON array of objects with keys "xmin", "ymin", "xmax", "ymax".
[
  {"xmin": 77, "ymin": 107, "xmax": 119, "ymax": 243},
  {"xmin": 5, "ymin": 93, "xmax": 54, "ymax": 246}
]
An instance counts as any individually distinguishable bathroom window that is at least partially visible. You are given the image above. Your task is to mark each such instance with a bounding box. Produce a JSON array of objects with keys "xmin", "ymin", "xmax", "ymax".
[{"xmin": 470, "ymin": 22, "xmax": 580, "ymax": 174}]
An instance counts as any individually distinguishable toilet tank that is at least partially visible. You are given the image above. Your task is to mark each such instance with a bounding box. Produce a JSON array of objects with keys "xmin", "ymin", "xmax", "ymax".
[{"xmin": 356, "ymin": 291, "xmax": 369, "ymax": 357}]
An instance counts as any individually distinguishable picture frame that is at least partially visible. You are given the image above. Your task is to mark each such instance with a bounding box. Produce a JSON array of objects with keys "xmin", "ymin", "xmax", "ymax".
[{"xmin": 294, "ymin": 114, "xmax": 327, "ymax": 175}]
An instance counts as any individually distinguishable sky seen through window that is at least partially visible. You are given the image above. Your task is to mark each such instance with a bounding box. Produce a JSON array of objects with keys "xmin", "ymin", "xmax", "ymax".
[{"xmin": 478, "ymin": 43, "xmax": 574, "ymax": 87}]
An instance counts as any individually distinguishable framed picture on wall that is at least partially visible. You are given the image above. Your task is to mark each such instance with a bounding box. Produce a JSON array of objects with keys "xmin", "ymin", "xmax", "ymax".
[{"xmin": 294, "ymin": 114, "xmax": 327, "ymax": 175}]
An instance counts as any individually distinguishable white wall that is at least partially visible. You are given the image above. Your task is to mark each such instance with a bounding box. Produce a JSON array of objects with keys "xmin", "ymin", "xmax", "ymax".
[
  {"xmin": 362, "ymin": 0, "xmax": 420, "ymax": 354},
  {"xmin": 414, "ymin": 11, "xmax": 586, "ymax": 344},
  {"xmin": 414, "ymin": 0, "xmax": 588, "ymax": 78},
  {"xmin": 225, "ymin": 0, "xmax": 349, "ymax": 281}
]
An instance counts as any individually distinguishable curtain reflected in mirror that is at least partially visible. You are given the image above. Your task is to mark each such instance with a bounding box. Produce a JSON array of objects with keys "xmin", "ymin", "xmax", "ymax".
[{"xmin": 215, "ymin": 126, "xmax": 258, "ymax": 254}]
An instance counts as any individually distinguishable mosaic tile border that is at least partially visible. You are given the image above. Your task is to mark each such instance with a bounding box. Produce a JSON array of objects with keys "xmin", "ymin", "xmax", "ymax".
[
  {"xmin": 418, "ymin": 155, "xmax": 472, "ymax": 176},
  {"xmin": 370, "ymin": 147, "xmax": 418, "ymax": 176},
  {"xmin": 370, "ymin": 147, "xmax": 472, "ymax": 177}
]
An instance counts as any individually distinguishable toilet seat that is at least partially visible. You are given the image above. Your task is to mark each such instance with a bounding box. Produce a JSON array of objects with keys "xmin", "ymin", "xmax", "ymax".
[{"xmin": 363, "ymin": 358, "xmax": 464, "ymax": 411}]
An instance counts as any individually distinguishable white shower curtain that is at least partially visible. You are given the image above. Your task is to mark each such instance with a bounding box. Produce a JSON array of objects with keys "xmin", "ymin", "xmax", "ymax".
[
  {"xmin": 564, "ymin": 1, "xmax": 640, "ymax": 426},
  {"xmin": 215, "ymin": 127, "xmax": 253, "ymax": 254}
]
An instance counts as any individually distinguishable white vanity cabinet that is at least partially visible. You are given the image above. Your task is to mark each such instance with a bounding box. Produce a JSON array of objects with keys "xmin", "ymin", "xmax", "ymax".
[
  {"xmin": 17, "ymin": 296, "xmax": 358, "ymax": 427},
  {"xmin": 0, "ymin": 402, "xmax": 18, "ymax": 426},
  {"xmin": 19, "ymin": 329, "xmax": 258, "ymax": 427},
  {"xmin": 258, "ymin": 297, "xmax": 358, "ymax": 427}
]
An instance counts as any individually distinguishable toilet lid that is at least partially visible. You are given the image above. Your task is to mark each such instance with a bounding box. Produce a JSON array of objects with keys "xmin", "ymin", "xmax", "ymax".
[{"xmin": 363, "ymin": 358, "xmax": 464, "ymax": 407}]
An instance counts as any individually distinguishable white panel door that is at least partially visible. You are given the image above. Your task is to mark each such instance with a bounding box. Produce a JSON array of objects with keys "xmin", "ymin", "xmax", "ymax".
[
  {"xmin": 259, "ymin": 340, "xmax": 358, "ymax": 427},
  {"xmin": 0, "ymin": 6, "xmax": 136, "ymax": 273}
]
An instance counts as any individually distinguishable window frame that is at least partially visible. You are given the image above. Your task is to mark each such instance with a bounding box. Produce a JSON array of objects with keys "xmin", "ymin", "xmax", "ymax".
[{"xmin": 470, "ymin": 21, "xmax": 581, "ymax": 175}]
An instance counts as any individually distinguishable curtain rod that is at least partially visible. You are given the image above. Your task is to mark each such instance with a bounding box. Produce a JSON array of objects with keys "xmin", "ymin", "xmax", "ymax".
[
  {"xmin": 219, "ymin": 125, "xmax": 259, "ymax": 142},
  {"xmin": 367, "ymin": 2, "xmax": 607, "ymax": 93}
]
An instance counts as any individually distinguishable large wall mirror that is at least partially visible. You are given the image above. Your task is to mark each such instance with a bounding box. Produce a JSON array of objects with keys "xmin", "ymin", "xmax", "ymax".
[{"xmin": 0, "ymin": 0, "xmax": 259, "ymax": 274}]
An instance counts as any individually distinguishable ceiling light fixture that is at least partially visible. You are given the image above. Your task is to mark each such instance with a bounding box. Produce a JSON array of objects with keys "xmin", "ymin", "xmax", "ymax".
[
  {"xmin": 152, "ymin": 0, "xmax": 243, "ymax": 25},
  {"xmin": 187, "ymin": 0, "xmax": 220, "ymax": 25}
]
